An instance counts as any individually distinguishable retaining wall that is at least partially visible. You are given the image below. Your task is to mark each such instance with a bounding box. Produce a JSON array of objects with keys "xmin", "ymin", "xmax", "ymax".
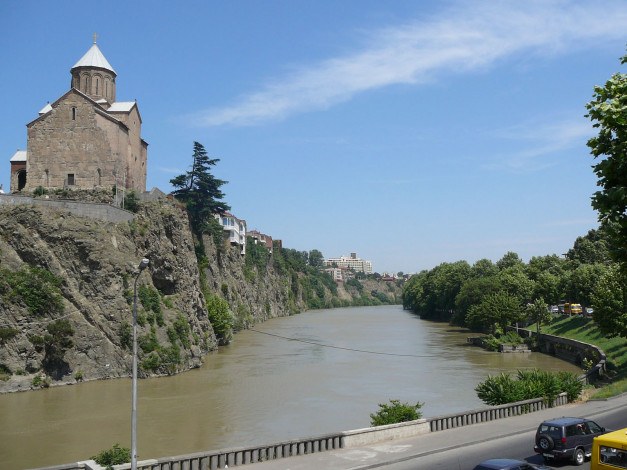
[
  {"xmin": 519, "ymin": 330, "xmax": 607, "ymax": 384},
  {"xmin": 0, "ymin": 194, "xmax": 134, "ymax": 223},
  {"xmin": 30, "ymin": 394, "xmax": 568, "ymax": 470}
]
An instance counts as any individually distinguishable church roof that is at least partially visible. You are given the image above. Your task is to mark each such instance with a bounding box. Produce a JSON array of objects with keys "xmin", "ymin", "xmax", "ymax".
[
  {"xmin": 10, "ymin": 150, "xmax": 27, "ymax": 162},
  {"xmin": 71, "ymin": 43, "xmax": 116, "ymax": 75},
  {"xmin": 39, "ymin": 103, "xmax": 52, "ymax": 115},
  {"xmin": 107, "ymin": 101, "xmax": 136, "ymax": 112}
]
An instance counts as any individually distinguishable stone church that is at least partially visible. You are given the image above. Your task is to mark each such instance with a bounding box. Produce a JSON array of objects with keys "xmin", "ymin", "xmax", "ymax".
[{"xmin": 9, "ymin": 37, "xmax": 148, "ymax": 193}]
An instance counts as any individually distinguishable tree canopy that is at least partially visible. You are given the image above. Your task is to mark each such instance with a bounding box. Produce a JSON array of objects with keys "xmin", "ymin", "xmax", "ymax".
[
  {"xmin": 586, "ymin": 49, "xmax": 627, "ymax": 270},
  {"xmin": 170, "ymin": 142, "xmax": 230, "ymax": 234}
]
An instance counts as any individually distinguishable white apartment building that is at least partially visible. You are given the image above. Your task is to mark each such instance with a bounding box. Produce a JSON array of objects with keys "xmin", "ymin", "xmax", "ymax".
[
  {"xmin": 214, "ymin": 212, "xmax": 246, "ymax": 255},
  {"xmin": 323, "ymin": 252, "xmax": 373, "ymax": 274}
]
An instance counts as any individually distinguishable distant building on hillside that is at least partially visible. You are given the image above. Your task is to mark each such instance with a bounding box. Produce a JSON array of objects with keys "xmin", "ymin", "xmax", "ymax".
[
  {"xmin": 247, "ymin": 230, "xmax": 273, "ymax": 253},
  {"xmin": 324, "ymin": 266, "xmax": 354, "ymax": 282},
  {"xmin": 323, "ymin": 252, "xmax": 373, "ymax": 274},
  {"xmin": 214, "ymin": 212, "xmax": 246, "ymax": 255}
]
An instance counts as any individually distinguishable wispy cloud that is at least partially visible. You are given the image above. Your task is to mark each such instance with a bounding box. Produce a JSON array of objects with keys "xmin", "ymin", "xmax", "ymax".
[
  {"xmin": 185, "ymin": 0, "xmax": 627, "ymax": 128},
  {"xmin": 483, "ymin": 119, "xmax": 594, "ymax": 172}
]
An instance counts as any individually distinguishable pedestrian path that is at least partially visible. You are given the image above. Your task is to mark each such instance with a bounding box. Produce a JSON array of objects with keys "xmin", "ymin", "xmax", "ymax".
[{"xmin": 233, "ymin": 393, "xmax": 627, "ymax": 470}]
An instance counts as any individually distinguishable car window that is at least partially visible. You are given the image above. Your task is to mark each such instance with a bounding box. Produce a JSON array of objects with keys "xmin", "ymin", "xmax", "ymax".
[
  {"xmin": 566, "ymin": 424, "xmax": 579, "ymax": 437},
  {"xmin": 539, "ymin": 424, "xmax": 561, "ymax": 438},
  {"xmin": 600, "ymin": 446, "xmax": 627, "ymax": 468},
  {"xmin": 587, "ymin": 421, "xmax": 603, "ymax": 433}
]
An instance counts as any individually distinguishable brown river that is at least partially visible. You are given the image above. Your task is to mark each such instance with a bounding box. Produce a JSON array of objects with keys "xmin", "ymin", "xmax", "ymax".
[{"xmin": 0, "ymin": 305, "xmax": 582, "ymax": 469}]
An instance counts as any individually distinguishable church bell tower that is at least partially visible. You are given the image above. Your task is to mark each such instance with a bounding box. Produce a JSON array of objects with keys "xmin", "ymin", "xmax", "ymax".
[{"xmin": 70, "ymin": 34, "xmax": 117, "ymax": 106}]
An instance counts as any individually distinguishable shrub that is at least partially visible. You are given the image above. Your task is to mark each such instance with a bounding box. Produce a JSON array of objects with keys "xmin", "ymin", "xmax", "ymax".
[
  {"xmin": 205, "ymin": 294, "xmax": 234, "ymax": 341},
  {"xmin": 0, "ymin": 266, "xmax": 64, "ymax": 316},
  {"xmin": 0, "ymin": 327, "xmax": 18, "ymax": 343},
  {"xmin": 370, "ymin": 399, "xmax": 423, "ymax": 426},
  {"xmin": 138, "ymin": 285, "xmax": 161, "ymax": 314},
  {"xmin": 120, "ymin": 322, "xmax": 132, "ymax": 350},
  {"xmin": 91, "ymin": 443, "xmax": 131, "ymax": 467}
]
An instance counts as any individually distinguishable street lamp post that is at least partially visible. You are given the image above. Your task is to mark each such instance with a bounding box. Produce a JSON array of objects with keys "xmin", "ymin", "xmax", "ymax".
[{"xmin": 132, "ymin": 258, "xmax": 149, "ymax": 470}]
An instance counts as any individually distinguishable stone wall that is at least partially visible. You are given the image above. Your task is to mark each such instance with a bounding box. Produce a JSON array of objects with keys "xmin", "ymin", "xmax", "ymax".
[{"xmin": 0, "ymin": 194, "xmax": 134, "ymax": 223}]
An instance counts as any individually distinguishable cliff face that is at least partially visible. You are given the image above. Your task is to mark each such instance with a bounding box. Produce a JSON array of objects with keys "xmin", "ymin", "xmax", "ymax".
[
  {"xmin": 0, "ymin": 198, "xmax": 215, "ymax": 393},
  {"xmin": 0, "ymin": 196, "xmax": 403, "ymax": 393}
]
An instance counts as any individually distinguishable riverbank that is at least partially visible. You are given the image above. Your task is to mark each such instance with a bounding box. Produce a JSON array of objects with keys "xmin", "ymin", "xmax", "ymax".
[{"xmin": 526, "ymin": 315, "xmax": 627, "ymax": 398}]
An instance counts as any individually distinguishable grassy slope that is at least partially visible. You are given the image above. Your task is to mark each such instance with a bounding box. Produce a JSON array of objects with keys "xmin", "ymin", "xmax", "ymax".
[{"xmin": 529, "ymin": 316, "xmax": 627, "ymax": 399}]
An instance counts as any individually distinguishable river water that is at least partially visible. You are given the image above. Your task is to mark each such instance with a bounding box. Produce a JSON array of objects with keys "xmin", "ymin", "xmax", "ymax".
[{"xmin": 0, "ymin": 305, "xmax": 581, "ymax": 469}]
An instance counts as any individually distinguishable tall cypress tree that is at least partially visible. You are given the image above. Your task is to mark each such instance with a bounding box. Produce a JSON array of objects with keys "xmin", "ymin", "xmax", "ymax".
[{"xmin": 170, "ymin": 142, "xmax": 230, "ymax": 234}]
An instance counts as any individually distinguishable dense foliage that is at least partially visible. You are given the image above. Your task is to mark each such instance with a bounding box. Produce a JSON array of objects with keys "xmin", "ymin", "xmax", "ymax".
[
  {"xmin": 402, "ymin": 225, "xmax": 616, "ymax": 337},
  {"xmin": 370, "ymin": 399, "xmax": 423, "ymax": 426},
  {"xmin": 475, "ymin": 369, "xmax": 583, "ymax": 406},
  {"xmin": 586, "ymin": 49, "xmax": 627, "ymax": 271}
]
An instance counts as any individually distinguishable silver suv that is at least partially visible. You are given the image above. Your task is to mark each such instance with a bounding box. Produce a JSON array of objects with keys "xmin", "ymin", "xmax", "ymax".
[{"xmin": 534, "ymin": 417, "xmax": 607, "ymax": 465}]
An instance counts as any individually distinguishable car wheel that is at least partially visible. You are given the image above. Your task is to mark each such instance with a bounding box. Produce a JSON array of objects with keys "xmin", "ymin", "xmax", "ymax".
[
  {"xmin": 573, "ymin": 448, "xmax": 585, "ymax": 466},
  {"xmin": 538, "ymin": 434, "xmax": 554, "ymax": 451}
]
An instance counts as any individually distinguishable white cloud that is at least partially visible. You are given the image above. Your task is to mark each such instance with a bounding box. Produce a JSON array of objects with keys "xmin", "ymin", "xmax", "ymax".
[{"xmin": 185, "ymin": 0, "xmax": 627, "ymax": 128}]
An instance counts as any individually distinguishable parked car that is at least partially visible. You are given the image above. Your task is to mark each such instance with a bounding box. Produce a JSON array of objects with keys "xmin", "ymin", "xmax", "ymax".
[
  {"xmin": 564, "ymin": 303, "xmax": 583, "ymax": 315},
  {"xmin": 550, "ymin": 305, "xmax": 559, "ymax": 314},
  {"xmin": 534, "ymin": 417, "xmax": 607, "ymax": 465},
  {"xmin": 473, "ymin": 458, "xmax": 550, "ymax": 470}
]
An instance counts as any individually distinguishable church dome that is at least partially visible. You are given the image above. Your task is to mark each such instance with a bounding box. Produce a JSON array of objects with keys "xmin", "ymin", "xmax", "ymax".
[
  {"xmin": 71, "ymin": 43, "xmax": 116, "ymax": 75},
  {"xmin": 70, "ymin": 36, "xmax": 117, "ymax": 103}
]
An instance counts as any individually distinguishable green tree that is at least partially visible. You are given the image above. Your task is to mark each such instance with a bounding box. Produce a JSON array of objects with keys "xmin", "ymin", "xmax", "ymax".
[
  {"xmin": 591, "ymin": 264, "xmax": 627, "ymax": 337},
  {"xmin": 308, "ymin": 249, "xmax": 324, "ymax": 267},
  {"xmin": 170, "ymin": 142, "xmax": 230, "ymax": 234},
  {"xmin": 206, "ymin": 293, "xmax": 234, "ymax": 340},
  {"xmin": 452, "ymin": 276, "xmax": 500, "ymax": 327},
  {"xmin": 526, "ymin": 297, "xmax": 552, "ymax": 345},
  {"xmin": 586, "ymin": 48, "xmax": 627, "ymax": 271},
  {"xmin": 496, "ymin": 252, "xmax": 524, "ymax": 271},
  {"xmin": 466, "ymin": 291, "xmax": 523, "ymax": 334}
]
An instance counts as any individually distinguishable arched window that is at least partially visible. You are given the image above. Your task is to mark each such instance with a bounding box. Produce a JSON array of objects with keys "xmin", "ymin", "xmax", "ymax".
[
  {"xmin": 17, "ymin": 170, "xmax": 26, "ymax": 191},
  {"xmin": 95, "ymin": 78, "xmax": 99, "ymax": 95},
  {"xmin": 97, "ymin": 168, "xmax": 102, "ymax": 186}
]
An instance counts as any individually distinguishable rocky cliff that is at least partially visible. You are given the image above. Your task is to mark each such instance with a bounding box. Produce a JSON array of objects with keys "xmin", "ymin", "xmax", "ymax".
[{"xmin": 0, "ymin": 194, "xmax": 402, "ymax": 393}]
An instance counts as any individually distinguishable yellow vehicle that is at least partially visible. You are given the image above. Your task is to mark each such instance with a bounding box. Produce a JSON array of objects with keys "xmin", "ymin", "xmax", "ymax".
[
  {"xmin": 591, "ymin": 428, "xmax": 627, "ymax": 469},
  {"xmin": 564, "ymin": 303, "xmax": 583, "ymax": 315}
]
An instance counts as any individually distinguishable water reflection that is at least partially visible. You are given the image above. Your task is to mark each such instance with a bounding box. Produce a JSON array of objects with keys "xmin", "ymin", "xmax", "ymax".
[{"xmin": 0, "ymin": 305, "xmax": 581, "ymax": 469}]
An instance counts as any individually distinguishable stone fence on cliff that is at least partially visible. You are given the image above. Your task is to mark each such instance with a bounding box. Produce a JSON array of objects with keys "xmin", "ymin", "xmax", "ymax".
[
  {"xmin": 0, "ymin": 194, "xmax": 134, "ymax": 223},
  {"xmin": 31, "ymin": 393, "xmax": 568, "ymax": 470}
]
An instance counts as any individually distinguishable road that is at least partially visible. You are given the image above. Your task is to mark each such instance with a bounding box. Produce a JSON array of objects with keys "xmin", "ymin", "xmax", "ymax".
[
  {"xmin": 382, "ymin": 403, "xmax": 625, "ymax": 470},
  {"xmin": 235, "ymin": 393, "xmax": 627, "ymax": 470}
]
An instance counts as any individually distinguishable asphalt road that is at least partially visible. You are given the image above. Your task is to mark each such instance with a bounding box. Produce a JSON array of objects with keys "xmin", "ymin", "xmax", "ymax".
[
  {"xmin": 235, "ymin": 393, "xmax": 627, "ymax": 470},
  {"xmin": 381, "ymin": 403, "xmax": 625, "ymax": 469}
]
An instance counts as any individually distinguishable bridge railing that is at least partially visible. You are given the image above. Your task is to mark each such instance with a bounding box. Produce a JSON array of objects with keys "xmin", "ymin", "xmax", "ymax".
[{"xmin": 426, "ymin": 392, "xmax": 567, "ymax": 432}]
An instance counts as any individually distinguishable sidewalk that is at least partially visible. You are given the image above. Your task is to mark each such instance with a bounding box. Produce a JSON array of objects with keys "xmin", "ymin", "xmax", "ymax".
[{"xmin": 234, "ymin": 393, "xmax": 627, "ymax": 470}]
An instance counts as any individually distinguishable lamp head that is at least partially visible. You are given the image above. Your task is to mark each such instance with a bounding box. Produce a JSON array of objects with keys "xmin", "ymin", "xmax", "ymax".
[{"xmin": 138, "ymin": 258, "xmax": 149, "ymax": 270}]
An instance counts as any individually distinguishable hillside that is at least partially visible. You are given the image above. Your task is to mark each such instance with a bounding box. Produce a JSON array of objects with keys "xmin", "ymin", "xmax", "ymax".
[{"xmin": 0, "ymin": 194, "xmax": 402, "ymax": 393}]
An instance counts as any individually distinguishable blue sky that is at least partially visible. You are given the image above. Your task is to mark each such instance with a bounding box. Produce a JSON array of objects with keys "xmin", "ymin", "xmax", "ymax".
[{"xmin": 1, "ymin": 1, "xmax": 626, "ymax": 274}]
